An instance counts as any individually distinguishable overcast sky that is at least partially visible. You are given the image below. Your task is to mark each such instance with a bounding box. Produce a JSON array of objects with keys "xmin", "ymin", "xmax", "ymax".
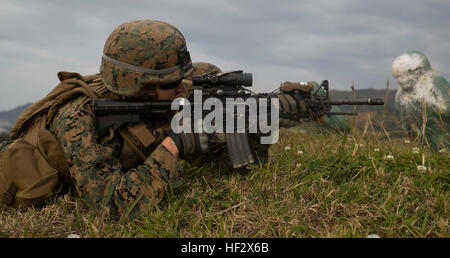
[{"xmin": 0, "ymin": 0, "xmax": 449, "ymax": 110}]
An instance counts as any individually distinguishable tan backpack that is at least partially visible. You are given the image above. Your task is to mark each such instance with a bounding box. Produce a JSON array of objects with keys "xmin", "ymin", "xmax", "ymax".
[
  {"xmin": 0, "ymin": 72, "xmax": 170, "ymax": 209},
  {"xmin": 0, "ymin": 72, "xmax": 103, "ymax": 208}
]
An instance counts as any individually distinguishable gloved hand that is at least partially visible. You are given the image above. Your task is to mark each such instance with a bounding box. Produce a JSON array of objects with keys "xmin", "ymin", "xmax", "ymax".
[
  {"xmin": 167, "ymin": 130, "xmax": 210, "ymax": 156},
  {"xmin": 278, "ymin": 81, "xmax": 315, "ymax": 116},
  {"xmin": 276, "ymin": 93, "xmax": 304, "ymax": 128},
  {"xmin": 276, "ymin": 81, "xmax": 317, "ymax": 127}
]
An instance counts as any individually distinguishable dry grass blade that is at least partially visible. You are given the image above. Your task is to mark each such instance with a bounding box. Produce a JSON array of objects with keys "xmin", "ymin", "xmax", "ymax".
[{"xmin": 0, "ymin": 111, "xmax": 448, "ymax": 238}]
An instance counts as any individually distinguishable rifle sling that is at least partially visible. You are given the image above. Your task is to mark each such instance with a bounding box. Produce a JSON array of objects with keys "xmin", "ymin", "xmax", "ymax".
[{"xmin": 118, "ymin": 128, "xmax": 147, "ymax": 161}]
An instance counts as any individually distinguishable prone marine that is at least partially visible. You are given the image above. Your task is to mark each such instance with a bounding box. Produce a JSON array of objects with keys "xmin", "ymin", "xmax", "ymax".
[
  {"xmin": 0, "ymin": 20, "xmax": 213, "ymax": 219},
  {"xmin": 0, "ymin": 20, "xmax": 381, "ymax": 219}
]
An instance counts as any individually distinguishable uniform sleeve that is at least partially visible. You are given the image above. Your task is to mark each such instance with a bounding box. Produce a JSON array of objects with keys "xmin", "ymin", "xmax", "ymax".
[{"xmin": 50, "ymin": 96, "xmax": 182, "ymax": 219}]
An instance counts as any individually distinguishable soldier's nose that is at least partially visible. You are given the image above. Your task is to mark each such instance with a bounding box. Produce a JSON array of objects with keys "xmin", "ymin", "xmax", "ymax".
[{"xmin": 176, "ymin": 81, "xmax": 186, "ymax": 93}]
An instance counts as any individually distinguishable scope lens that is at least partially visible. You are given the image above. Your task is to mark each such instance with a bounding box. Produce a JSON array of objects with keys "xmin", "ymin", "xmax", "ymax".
[{"xmin": 241, "ymin": 73, "xmax": 252, "ymax": 86}]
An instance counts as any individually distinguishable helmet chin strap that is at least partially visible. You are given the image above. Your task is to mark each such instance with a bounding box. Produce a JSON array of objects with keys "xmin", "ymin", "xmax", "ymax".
[
  {"xmin": 177, "ymin": 44, "xmax": 193, "ymax": 77},
  {"xmin": 102, "ymin": 54, "xmax": 182, "ymax": 75},
  {"xmin": 102, "ymin": 43, "xmax": 193, "ymax": 77}
]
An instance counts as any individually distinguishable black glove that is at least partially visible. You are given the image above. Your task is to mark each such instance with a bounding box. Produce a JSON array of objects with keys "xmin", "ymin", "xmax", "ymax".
[{"xmin": 167, "ymin": 130, "xmax": 210, "ymax": 156}]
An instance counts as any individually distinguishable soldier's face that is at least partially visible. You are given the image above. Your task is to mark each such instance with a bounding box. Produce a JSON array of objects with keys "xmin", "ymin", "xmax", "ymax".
[{"xmin": 156, "ymin": 80, "xmax": 187, "ymax": 100}]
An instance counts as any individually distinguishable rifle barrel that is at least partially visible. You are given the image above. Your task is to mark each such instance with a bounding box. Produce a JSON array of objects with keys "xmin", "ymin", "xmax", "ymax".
[
  {"xmin": 325, "ymin": 97, "xmax": 384, "ymax": 105},
  {"xmin": 323, "ymin": 111, "xmax": 357, "ymax": 116},
  {"xmin": 93, "ymin": 99, "xmax": 172, "ymax": 115}
]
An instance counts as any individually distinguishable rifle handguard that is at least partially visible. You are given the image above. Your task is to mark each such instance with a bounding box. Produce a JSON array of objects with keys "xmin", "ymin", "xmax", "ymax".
[{"xmin": 280, "ymin": 81, "xmax": 314, "ymax": 93}]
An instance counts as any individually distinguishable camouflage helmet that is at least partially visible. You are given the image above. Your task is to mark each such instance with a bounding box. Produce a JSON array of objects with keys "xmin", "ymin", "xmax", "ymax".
[
  {"xmin": 100, "ymin": 20, "xmax": 193, "ymax": 97},
  {"xmin": 192, "ymin": 62, "xmax": 222, "ymax": 76}
]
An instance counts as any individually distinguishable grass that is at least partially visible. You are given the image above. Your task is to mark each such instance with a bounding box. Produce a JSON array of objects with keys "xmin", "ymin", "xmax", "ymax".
[{"xmin": 0, "ymin": 116, "xmax": 448, "ymax": 238}]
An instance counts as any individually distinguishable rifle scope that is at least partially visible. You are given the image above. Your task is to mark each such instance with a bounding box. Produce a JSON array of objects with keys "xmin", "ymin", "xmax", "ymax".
[{"xmin": 192, "ymin": 70, "xmax": 252, "ymax": 87}]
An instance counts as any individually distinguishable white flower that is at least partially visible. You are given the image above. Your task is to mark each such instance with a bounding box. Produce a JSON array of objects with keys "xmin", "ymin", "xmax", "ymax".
[
  {"xmin": 374, "ymin": 148, "xmax": 380, "ymax": 152},
  {"xmin": 439, "ymin": 149, "xmax": 446, "ymax": 153},
  {"xmin": 298, "ymin": 129, "xmax": 307, "ymax": 135},
  {"xmin": 412, "ymin": 147, "xmax": 420, "ymax": 154},
  {"xmin": 284, "ymin": 146, "xmax": 291, "ymax": 151},
  {"xmin": 404, "ymin": 140, "xmax": 411, "ymax": 144},
  {"xmin": 297, "ymin": 150, "xmax": 304, "ymax": 155},
  {"xmin": 383, "ymin": 154, "xmax": 394, "ymax": 160},
  {"xmin": 296, "ymin": 163, "xmax": 302, "ymax": 168},
  {"xmin": 417, "ymin": 165, "xmax": 427, "ymax": 173},
  {"xmin": 359, "ymin": 143, "xmax": 364, "ymax": 147}
]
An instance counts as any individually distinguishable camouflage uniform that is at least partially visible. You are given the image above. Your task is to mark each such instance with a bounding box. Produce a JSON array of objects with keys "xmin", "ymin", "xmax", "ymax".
[
  {"xmin": 192, "ymin": 62, "xmax": 223, "ymax": 76},
  {"xmin": 48, "ymin": 94, "xmax": 181, "ymax": 218},
  {"xmin": 0, "ymin": 20, "xmax": 193, "ymax": 218},
  {"xmin": 53, "ymin": 20, "xmax": 192, "ymax": 218}
]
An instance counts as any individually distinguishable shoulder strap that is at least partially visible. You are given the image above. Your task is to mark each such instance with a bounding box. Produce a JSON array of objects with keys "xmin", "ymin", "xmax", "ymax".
[{"xmin": 10, "ymin": 72, "xmax": 104, "ymax": 139}]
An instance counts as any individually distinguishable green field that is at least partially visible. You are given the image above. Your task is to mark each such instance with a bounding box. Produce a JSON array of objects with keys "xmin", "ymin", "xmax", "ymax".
[{"xmin": 0, "ymin": 113, "xmax": 448, "ymax": 238}]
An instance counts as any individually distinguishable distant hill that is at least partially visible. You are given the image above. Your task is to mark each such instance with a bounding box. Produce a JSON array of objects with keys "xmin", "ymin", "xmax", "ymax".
[
  {"xmin": 0, "ymin": 103, "xmax": 32, "ymax": 133},
  {"xmin": 0, "ymin": 103, "xmax": 32, "ymax": 123},
  {"xmin": 326, "ymin": 88, "xmax": 408, "ymax": 138}
]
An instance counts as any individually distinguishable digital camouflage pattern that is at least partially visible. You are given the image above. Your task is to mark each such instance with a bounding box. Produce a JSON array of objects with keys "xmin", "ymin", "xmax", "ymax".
[
  {"xmin": 49, "ymin": 95, "xmax": 183, "ymax": 219},
  {"xmin": 1, "ymin": 20, "xmax": 195, "ymax": 216},
  {"xmin": 100, "ymin": 20, "xmax": 193, "ymax": 97},
  {"xmin": 192, "ymin": 62, "xmax": 223, "ymax": 76}
]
